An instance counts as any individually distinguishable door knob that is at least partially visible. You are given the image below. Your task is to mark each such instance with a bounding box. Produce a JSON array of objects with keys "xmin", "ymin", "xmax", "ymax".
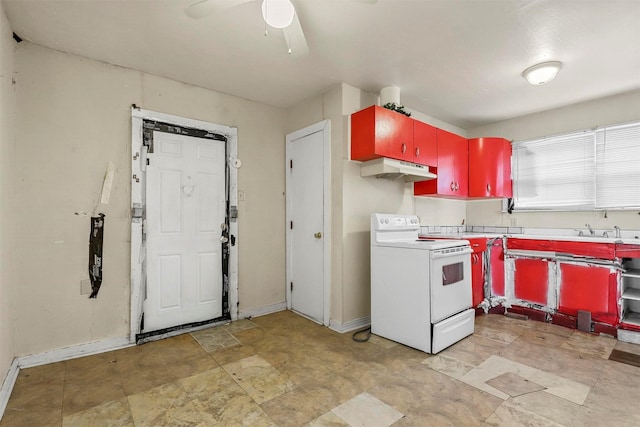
[{"xmin": 314, "ymin": 232, "xmax": 322, "ymax": 239}]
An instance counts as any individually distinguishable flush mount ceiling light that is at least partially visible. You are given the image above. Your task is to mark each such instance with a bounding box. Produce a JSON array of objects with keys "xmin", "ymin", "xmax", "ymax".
[
  {"xmin": 522, "ymin": 61, "xmax": 562, "ymax": 85},
  {"xmin": 261, "ymin": 0, "xmax": 295, "ymax": 28}
]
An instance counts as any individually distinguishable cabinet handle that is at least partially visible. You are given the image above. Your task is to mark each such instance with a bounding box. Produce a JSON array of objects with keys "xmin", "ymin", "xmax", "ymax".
[
  {"xmin": 415, "ymin": 147, "xmax": 420, "ymax": 157},
  {"xmin": 487, "ymin": 183, "xmax": 491, "ymax": 193},
  {"xmin": 401, "ymin": 143, "xmax": 407, "ymax": 154},
  {"xmin": 455, "ymin": 182, "xmax": 459, "ymax": 191},
  {"xmin": 450, "ymin": 182, "xmax": 455, "ymax": 191}
]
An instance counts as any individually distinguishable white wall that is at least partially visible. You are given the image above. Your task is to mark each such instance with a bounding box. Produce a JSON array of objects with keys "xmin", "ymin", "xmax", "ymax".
[
  {"xmin": 466, "ymin": 90, "xmax": 640, "ymax": 229},
  {"xmin": 13, "ymin": 42, "xmax": 287, "ymax": 357},
  {"xmin": 0, "ymin": 2, "xmax": 16, "ymax": 386}
]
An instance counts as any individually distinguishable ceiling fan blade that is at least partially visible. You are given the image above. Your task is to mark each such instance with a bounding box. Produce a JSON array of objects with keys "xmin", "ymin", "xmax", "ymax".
[
  {"xmin": 185, "ymin": 0, "xmax": 253, "ymax": 19},
  {"xmin": 282, "ymin": 11, "xmax": 309, "ymax": 57}
]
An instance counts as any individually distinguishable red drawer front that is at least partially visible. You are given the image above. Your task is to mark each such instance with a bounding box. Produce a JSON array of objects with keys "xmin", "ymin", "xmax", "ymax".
[
  {"xmin": 507, "ymin": 238, "xmax": 616, "ymax": 260},
  {"xmin": 616, "ymin": 244, "xmax": 640, "ymax": 258},
  {"xmin": 468, "ymin": 237, "xmax": 487, "ymax": 252}
]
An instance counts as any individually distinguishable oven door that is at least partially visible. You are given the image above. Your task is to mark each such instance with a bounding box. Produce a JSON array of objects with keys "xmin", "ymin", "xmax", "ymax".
[{"xmin": 430, "ymin": 246, "xmax": 473, "ymax": 323}]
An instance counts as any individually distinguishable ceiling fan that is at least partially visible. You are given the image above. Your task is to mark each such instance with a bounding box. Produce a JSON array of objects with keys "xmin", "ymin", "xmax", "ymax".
[{"xmin": 185, "ymin": 0, "xmax": 309, "ymax": 56}]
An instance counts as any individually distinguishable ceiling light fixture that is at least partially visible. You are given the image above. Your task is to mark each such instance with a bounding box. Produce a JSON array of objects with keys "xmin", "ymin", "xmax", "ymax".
[
  {"xmin": 261, "ymin": 0, "xmax": 295, "ymax": 29},
  {"xmin": 522, "ymin": 61, "xmax": 562, "ymax": 85}
]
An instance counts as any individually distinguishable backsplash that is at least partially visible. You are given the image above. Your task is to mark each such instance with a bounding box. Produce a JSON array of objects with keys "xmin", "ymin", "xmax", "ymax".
[{"xmin": 420, "ymin": 225, "xmax": 524, "ymax": 235}]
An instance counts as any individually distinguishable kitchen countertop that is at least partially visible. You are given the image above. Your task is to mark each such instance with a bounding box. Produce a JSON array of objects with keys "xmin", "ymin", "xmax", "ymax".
[{"xmin": 419, "ymin": 232, "xmax": 640, "ymax": 245}]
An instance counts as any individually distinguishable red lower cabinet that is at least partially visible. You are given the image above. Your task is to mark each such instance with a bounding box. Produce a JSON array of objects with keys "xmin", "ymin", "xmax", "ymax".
[
  {"xmin": 489, "ymin": 238, "xmax": 505, "ymax": 297},
  {"xmin": 469, "ymin": 238, "xmax": 487, "ymax": 307},
  {"xmin": 513, "ymin": 258, "xmax": 549, "ymax": 306},
  {"xmin": 557, "ymin": 263, "xmax": 619, "ymax": 325}
]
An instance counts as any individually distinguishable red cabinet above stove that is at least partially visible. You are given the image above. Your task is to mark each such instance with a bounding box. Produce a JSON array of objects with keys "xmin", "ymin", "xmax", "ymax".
[
  {"xmin": 414, "ymin": 128, "xmax": 468, "ymax": 198},
  {"xmin": 351, "ymin": 105, "xmax": 415, "ymax": 163}
]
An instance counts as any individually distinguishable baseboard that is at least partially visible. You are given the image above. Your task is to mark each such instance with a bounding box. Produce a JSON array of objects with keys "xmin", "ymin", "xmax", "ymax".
[
  {"xmin": 17, "ymin": 336, "xmax": 133, "ymax": 369},
  {"xmin": 239, "ymin": 301, "xmax": 286, "ymax": 319},
  {"xmin": 329, "ymin": 316, "xmax": 371, "ymax": 333},
  {"xmin": 0, "ymin": 358, "xmax": 19, "ymax": 421}
]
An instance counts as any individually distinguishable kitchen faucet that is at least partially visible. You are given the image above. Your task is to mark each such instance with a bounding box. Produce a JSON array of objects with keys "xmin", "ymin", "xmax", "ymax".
[
  {"xmin": 614, "ymin": 225, "xmax": 621, "ymax": 239},
  {"xmin": 585, "ymin": 224, "xmax": 595, "ymax": 235}
]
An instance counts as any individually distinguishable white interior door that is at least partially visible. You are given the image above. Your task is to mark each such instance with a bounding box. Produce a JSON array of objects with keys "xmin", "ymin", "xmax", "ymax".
[
  {"xmin": 286, "ymin": 121, "xmax": 330, "ymax": 324},
  {"xmin": 143, "ymin": 131, "xmax": 226, "ymax": 332}
]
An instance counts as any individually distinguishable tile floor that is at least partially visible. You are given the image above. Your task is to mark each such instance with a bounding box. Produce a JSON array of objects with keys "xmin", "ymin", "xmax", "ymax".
[{"xmin": 2, "ymin": 311, "xmax": 640, "ymax": 426}]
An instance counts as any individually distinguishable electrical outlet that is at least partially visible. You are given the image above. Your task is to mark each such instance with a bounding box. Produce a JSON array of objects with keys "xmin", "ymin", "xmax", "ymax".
[{"xmin": 81, "ymin": 279, "xmax": 92, "ymax": 295}]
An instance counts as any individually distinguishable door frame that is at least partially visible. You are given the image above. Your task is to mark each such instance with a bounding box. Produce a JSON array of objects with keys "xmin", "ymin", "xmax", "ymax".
[
  {"xmin": 130, "ymin": 107, "xmax": 238, "ymax": 343},
  {"xmin": 285, "ymin": 120, "xmax": 331, "ymax": 326}
]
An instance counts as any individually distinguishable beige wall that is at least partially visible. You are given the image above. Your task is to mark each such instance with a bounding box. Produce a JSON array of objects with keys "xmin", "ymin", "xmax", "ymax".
[
  {"xmin": 466, "ymin": 90, "xmax": 640, "ymax": 229},
  {"xmin": 13, "ymin": 42, "xmax": 286, "ymax": 357},
  {"xmin": 287, "ymin": 84, "xmax": 470, "ymax": 327},
  {"xmin": 0, "ymin": 3, "xmax": 16, "ymax": 384}
]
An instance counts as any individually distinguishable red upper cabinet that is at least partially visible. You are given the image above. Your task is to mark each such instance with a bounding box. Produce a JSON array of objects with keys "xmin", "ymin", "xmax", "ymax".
[
  {"xmin": 351, "ymin": 105, "xmax": 414, "ymax": 162},
  {"xmin": 468, "ymin": 137, "xmax": 512, "ymax": 198},
  {"xmin": 413, "ymin": 120, "xmax": 438, "ymax": 167},
  {"xmin": 414, "ymin": 128, "xmax": 468, "ymax": 197}
]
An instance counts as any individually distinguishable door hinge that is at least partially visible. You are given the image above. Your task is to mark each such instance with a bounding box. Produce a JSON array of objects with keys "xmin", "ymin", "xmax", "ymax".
[
  {"xmin": 290, "ymin": 282, "xmax": 293, "ymax": 292},
  {"xmin": 290, "ymin": 159, "xmax": 293, "ymax": 169},
  {"xmin": 290, "ymin": 221, "xmax": 293, "ymax": 230}
]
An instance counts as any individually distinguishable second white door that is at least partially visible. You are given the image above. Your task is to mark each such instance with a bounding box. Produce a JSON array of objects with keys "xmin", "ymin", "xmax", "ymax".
[{"xmin": 286, "ymin": 122, "xmax": 329, "ymax": 324}]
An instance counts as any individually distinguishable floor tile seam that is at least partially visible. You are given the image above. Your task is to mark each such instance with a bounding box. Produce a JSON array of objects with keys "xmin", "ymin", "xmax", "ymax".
[
  {"xmin": 220, "ymin": 360, "xmax": 300, "ymax": 406},
  {"xmin": 116, "ymin": 364, "xmax": 179, "ymax": 398},
  {"xmin": 126, "ymin": 381, "xmax": 204, "ymax": 427},
  {"xmin": 262, "ymin": 386, "xmax": 333, "ymax": 423},
  {"xmin": 63, "ymin": 367, "xmax": 124, "ymax": 390},
  {"xmin": 474, "ymin": 334, "xmax": 519, "ymax": 346},
  {"xmin": 157, "ymin": 345, "xmax": 221, "ymax": 367},
  {"xmin": 61, "ymin": 371, "xmax": 128, "ymax": 418},
  {"xmin": 489, "ymin": 398, "xmax": 568, "ymax": 427},
  {"xmin": 60, "ymin": 394, "xmax": 131, "ymax": 421},
  {"xmin": 556, "ymin": 342, "xmax": 615, "ymax": 361}
]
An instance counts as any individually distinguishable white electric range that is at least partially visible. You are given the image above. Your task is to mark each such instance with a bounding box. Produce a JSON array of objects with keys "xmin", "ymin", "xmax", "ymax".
[{"xmin": 370, "ymin": 213, "xmax": 475, "ymax": 353}]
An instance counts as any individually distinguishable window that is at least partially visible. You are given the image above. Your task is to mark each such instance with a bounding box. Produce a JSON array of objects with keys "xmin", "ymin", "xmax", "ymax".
[
  {"xmin": 512, "ymin": 121, "xmax": 640, "ymax": 210},
  {"xmin": 596, "ymin": 123, "xmax": 640, "ymax": 208}
]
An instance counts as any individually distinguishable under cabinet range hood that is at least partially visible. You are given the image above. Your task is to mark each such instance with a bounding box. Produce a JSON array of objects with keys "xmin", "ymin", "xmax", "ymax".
[{"xmin": 360, "ymin": 158, "xmax": 437, "ymax": 182}]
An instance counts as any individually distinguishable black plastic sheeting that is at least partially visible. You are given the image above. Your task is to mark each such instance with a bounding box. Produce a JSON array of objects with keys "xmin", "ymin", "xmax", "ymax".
[{"xmin": 89, "ymin": 213, "xmax": 105, "ymax": 298}]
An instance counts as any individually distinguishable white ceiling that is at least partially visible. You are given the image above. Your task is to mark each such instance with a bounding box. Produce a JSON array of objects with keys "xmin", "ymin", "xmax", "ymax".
[{"xmin": 3, "ymin": 0, "xmax": 640, "ymax": 128}]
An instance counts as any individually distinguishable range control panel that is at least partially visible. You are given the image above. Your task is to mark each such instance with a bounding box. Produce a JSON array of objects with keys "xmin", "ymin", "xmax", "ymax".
[{"xmin": 372, "ymin": 213, "xmax": 420, "ymax": 231}]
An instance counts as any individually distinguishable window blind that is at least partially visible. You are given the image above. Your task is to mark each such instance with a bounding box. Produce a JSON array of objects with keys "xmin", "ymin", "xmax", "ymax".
[
  {"xmin": 513, "ymin": 131, "xmax": 596, "ymax": 209},
  {"xmin": 596, "ymin": 122, "xmax": 640, "ymax": 208}
]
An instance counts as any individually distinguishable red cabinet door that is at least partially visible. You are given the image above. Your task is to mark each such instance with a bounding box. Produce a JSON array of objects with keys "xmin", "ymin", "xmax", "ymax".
[
  {"xmin": 557, "ymin": 262, "xmax": 618, "ymax": 326},
  {"xmin": 469, "ymin": 238, "xmax": 487, "ymax": 307},
  {"xmin": 468, "ymin": 137, "xmax": 512, "ymax": 198},
  {"xmin": 414, "ymin": 128, "xmax": 468, "ymax": 197},
  {"xmin": 616, "ymin": 244, "xmax": 640, "ymax": 258},
  {"xmin": 412, "ymin": 120, "xmax": 437, "ymax": 167},
  {"xmin": 489, "ymin": 238, "xmax": 505, "ymax": 297},
  {"xmin": 499, "ymin": 139, "xmax": 513, "ymax": 197},
  {"xmin": 513, "ymin": 258, "xmax": 549, "ymax": 306},
  {"xmin": 351, "ymin": 105, "xmax": 414, "ymax": 162}
]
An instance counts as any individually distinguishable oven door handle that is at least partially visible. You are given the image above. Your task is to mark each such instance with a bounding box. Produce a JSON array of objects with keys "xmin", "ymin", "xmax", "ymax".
[{"xmin": 431, "ymin": 247, "xmax": 473, "ymax": 259}]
